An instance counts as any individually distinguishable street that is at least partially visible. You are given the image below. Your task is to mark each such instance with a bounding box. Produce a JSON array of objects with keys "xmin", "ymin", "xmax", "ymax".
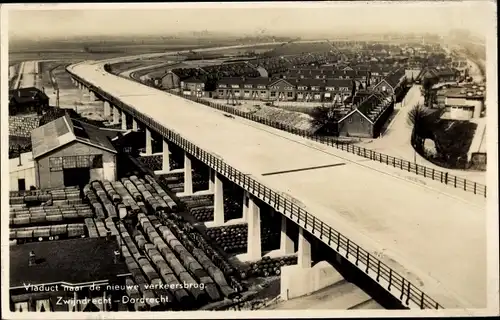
[{"xmin": 356, "ymin": 85, "xmax": 486, "ymax": 185}]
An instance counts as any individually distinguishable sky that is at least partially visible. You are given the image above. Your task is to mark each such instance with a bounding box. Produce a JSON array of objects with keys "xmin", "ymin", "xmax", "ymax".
[{"xmin": 5, "ymin": 1, "xmax": 494, "ymax": 40}]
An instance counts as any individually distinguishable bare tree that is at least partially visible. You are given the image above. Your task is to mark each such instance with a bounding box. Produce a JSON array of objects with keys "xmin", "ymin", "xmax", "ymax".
[
  {"xmin": 310, "ymin": 105, "xmax": 337, "ymax": 134},
  {"xmin": 407, "ymin": 103, "xmax": 445, "ymax": 138}
]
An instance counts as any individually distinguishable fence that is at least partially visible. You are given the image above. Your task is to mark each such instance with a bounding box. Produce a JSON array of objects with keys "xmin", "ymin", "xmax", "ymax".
[
  {"xmin": 68, "ymin": 69, "xmax": 445, "ymax": 310},
  {"xmin": 165, "ymin": 90, "xmax": 487, "ymax": 198}
]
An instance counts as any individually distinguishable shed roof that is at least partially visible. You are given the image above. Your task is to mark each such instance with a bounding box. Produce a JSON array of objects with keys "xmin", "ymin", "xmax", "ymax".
[
  {"xmin": 9, "ymin": 87, "xmax": 49, "ymax": 105},
  {"xmin": 31, "ymin": 114, "xmax": 117, "ymax": 159},
  {"xmin": 10, "ymin": 237, "xmax": 129, "ymax": 288}
]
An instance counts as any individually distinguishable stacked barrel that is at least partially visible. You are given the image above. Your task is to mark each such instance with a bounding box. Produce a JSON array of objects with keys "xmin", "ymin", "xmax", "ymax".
[
  {"xmin": 9, "ymin": 186, "xmax": 82, "ymax": 206},
  {"xmin": 247, "ymin": 256, "xmax": 298, "ymax": 277},
  {"xmin": 117, "ymin": 221, "xmax": 172, "ymax": 311},
  {"xmin": 206, "ymin": 223, "xmax": 280, "ymax": 254},
  {"xmin": 10, "ymin": 224, "xmax": 86, "ymax": 243},
  {"xmin": 156, "ymin": 213, "xmax": 244, "ymax": 293},
  {"xmin": 158, "ymin": 172, "xmax": 206, "ymax": 194},
  {"xmin": 9, "ymin": 186, "xmax": 94, "ymax": 243},
  {"xmin": 9, "ymin": 204, "xmax": 93, "ymax": 226}
]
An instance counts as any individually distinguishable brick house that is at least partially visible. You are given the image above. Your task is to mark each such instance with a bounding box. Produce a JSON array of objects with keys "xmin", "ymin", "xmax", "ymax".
[
  {"xmin": 214, "ymin": 77, "xmax": 271, "ymax": 101},
  {"xmin": 337, "ymin": 91, "xmax": 394, "ymax": 138},
  {"xmin": 180, "ymin": 77, "xmax": 205, "ymax": 97},
  {"xmin": 372, "ymin": 68, "xmax": 407, "ymax": 99}
]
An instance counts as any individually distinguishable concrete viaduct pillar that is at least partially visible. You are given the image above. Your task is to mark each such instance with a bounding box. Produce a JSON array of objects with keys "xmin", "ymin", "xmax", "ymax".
[
  {"xmin": 297, "ymin": 227, "xmax": 312, "ymax": 268},
  {"xmin": 280, "ymin": 215, "xmax": 295, "ymax": 255},
  {"xmin": 132, "ymin": 118, "xmax": 138, "ymax": 131},
  {"xmin": 208, "ymin": 169, "xmax": 215, "ymax": 192},
  {"xmin": 279, "ymin": 224, "xmax": 343, "ymax": 301},
  {"xmin": 145, "ymin": 128, "xmax": 153, "ymax": 156},
  {"xmin": 113, "ymin": 106, "xmax": 120, "ymax": 124},
  {"xmin": 89, "ymin": 91, "xmax": 96, "ymax": 101},
  {"xmin": 121, "ymin": 112, "xmax": 127, "ymax": 130},
  {"xmin": 237, "ymin": 193, "xmax": 262, "ymax": 262},
  {"xmin": 183, "ymin": 152, "xmax": 193, "ymax": 196},
  {"xmin": 103, "ymin": 101, "xmax": 111, "ymax": 117},
  {"xmin": 154, "ymin": 139, "xmax": 171, "ymax": 175},
  {"xmin": 212, "ymin": 173, "xmax": 224, "ymax": 226}
]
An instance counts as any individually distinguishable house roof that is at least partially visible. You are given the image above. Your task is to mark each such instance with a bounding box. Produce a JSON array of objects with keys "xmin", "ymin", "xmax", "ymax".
[
  {"xmin": 384, "ymin": 68, "xmax": 406, "ymax": 88},
  {"xmin": 218, "ymin": 77, "xmax": 270, "ymax": 87},
  {"xmin": 182, "ymin": 77, "xmax": 205, "ymax": 84},
  {"xmin": 295, "ymin": 78, "xmax": 326, "ymax": 88},
  {"xmin": 10, "ymin": 237, "xmax": 129, "ymax": 288},
  {"xmin": 339, "ymin": 91, "xmax": 393, "ymax": 123},
  {"xmin": 31, "ymin": 114, "xmax": 117, "ymax": 159},
  {"xmin": 325, "ymin": 79, "xmax": 354, "ymax": 88},
  {"xmin": 9, "ymin": 87, "xmax": 49, "ymax": 105}
]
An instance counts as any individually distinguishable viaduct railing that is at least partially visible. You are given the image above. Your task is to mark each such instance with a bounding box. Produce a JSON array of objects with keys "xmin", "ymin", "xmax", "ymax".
[
  {"xmin": 67, "ymin": 66, "xmax": 445, "ymax": 310},
  {"xmin": 167, "ymin": 91, "xmax": 487, "ymax": 198}
]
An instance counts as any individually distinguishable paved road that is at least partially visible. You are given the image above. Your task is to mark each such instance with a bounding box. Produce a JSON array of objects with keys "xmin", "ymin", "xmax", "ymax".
[
  {"xmin": 70, "ymin": 61, "xmax": 487, "ymax": 309},
  {"xmin": 357, "ymin": 85, "xmax": 486, "ymax": 185}
]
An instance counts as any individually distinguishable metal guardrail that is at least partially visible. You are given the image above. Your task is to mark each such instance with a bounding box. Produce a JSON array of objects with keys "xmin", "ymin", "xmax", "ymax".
[
  {"xmin": 67, "ymin": 67, "xmax": 445, "ymax": 310},
  {"xmin": 167, "ymin": 92, "xmax": 487, "ymax": 198}
]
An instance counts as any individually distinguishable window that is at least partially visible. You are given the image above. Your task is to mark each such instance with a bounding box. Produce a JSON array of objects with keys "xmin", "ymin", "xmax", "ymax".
[
  {"xmin": 218, "ymin": 90, "xmax": 224, "ymax": 95},
  {"xmin": 18, "ymin": 179, "xmax": 26, "ymax": 191},
  {"xmin": 270, "ymin": 91, "xmax": 276, "ymax": 97},
  {"xmin": 49, "ymin": 157, "xmax": 63, "ymax": 172},
  {"xmin": 348, "ymin": 117, "xmax": 353, "ymax": 123},
  {"xmin": 76, "ymin": 155, "xmax": 90, "ymax": 168},
  {"xmin": 287, "ymin": 92, "xmax": 293, "ymax": 98},
  {"xmin": 90, "ymin": 155, "xmax": 103, "ymax": 169},
  {"xmin": 360, "ymin": 118, "xmax": 364, "ymax": 124},
  {"xmin": 260, "ymin": 91, "xmax": 266, "ymax": 94},
  {"xmin": 63, "ymin": 156, "xmax": 77, "ymax": 169}
]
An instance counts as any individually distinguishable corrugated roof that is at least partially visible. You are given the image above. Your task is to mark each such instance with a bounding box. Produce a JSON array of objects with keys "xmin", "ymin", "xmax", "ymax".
[
  {"xmin": 31, "ymin": 114, "xmax": 117, "ymax": 159},
  {"xmin": 71, "ymin": 119, "xmax": 118, "ymax": 153},
  {"xmin": 31, "ymin": 114, "xmax": 75, "ymax": 159}
]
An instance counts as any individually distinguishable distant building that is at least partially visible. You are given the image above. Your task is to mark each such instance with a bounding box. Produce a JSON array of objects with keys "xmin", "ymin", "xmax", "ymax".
[
  {"xmin": 372, "ymin": 68, "xmax": 407, "ymax": 98},
  {"xmin": 419, "ymin": 67, "xmax": 461, "ymax": 84},
  {"xmin": 180, "ymin": 77, "xmax": 206, "ymax": 97},
  {"xmin": 337, "ymin": 92, "xmax": 394, "ymax": 138},
  {"xmin": 10, "ymin": 237, "xmax": 130, "ymax": 312},
  {"xmin": 9, "ymin": 87, "xmax": 49, "ymax": 116},
  {"xmin": 438, "ymin": 85, "xmax": 485, "ymax": 120},
  {"xmin": 31, "ymin": 115, "xmax": 118, "ymax": 189}
]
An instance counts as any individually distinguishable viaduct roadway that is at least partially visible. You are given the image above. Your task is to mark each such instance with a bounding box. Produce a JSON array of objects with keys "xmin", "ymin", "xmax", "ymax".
[{"xmin": 66, "ymin": 45, "xmax": 487, "ymax": 312}]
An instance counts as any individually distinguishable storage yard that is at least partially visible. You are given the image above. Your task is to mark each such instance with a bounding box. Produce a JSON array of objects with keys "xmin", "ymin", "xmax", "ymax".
[{"xmin": 10, "ymin": 143, "xmax": 389, "ymax": 311}]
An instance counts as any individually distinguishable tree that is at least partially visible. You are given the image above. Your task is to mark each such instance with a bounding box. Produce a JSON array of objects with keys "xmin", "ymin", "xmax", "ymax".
[
  {"xmin": 310, "ymin": 105, "xmax": 337, "ymax": 135},
  {"xmin": 422, "ymin": 76, "xmax": 438, "ymax": 107},
  {"xmin": 407, "ymin": 104, "xmax": 445, "ymax": 139}
]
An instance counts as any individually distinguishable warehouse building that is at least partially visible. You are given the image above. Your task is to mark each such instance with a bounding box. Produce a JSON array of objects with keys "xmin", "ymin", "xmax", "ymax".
[
  {"xmin": 10, "ymin": 237, "xmax": 130, "ymax": 312},
  {"xmin": 31, "ymin": 114, "xmax": 118, "ymax": 189},
  {"xmin": 9, "ymin": 87, "xmax": 49, "ymax": 116}
]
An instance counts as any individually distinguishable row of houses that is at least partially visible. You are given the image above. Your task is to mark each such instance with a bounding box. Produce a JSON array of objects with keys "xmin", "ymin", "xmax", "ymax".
[{"xmin": 179, "ymin": 68, "xmax": 407, "ymax": 104}]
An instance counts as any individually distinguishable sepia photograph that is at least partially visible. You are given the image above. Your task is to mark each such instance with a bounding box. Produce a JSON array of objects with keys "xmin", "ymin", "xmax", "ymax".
[{"xmin": 1, "ymin": 1, "xmax": 498, "ymax": 318}]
